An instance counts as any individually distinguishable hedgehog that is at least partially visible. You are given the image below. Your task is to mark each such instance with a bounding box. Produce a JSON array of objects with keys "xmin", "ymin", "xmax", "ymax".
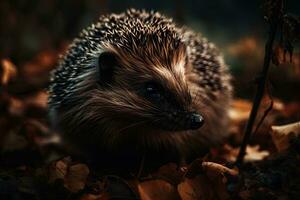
[{"xmin": 48, "ymin": 9, "xmax": 232, "ymax": 173}]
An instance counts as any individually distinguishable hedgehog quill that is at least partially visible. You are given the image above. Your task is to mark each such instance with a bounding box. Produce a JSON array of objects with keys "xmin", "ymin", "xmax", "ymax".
[{"xmin": 48, "ymin": 9, "xmax": 232, "ymax": 173}]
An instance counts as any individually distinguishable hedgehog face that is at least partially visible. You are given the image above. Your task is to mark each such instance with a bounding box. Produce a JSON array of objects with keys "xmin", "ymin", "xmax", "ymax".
[
  {"xmin": 141, "ymin": 80, "xmax": 204, "ymax": 131},
  {"xmin": 95, "ymin": 46, "xmax": 204, "ymax": 133}
]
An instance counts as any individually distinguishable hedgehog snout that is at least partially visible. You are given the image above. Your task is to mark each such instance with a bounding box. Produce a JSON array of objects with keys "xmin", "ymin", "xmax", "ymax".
[
  {"xmin": 178, "ymin": 111, "xmax": 204, "ymax": 130},
  {"xmin": 162, "ymin": 111, "xmax": 204, "ymax": 131}
]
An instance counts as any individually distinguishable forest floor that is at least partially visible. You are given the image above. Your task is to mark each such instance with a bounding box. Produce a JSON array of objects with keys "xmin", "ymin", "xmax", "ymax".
[{"xmin": 1, "ymin": 55, "xmax": 300, "ymax": 200}]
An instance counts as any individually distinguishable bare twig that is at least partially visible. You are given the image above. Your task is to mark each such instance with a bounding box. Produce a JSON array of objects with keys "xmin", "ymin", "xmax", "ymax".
[
  {"xmin": 236, "ymin": 0, "xmax": 284, "ymax": 165},
  {"xmin": 252, "ymin": 82, "xmax": 274, "ymax": 136},
  {"xmin": 253, "ymin": 100, "xmax": 274, "ymax": 136}
]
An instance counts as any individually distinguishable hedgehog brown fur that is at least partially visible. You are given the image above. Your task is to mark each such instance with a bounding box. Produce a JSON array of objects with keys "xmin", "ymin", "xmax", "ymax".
[{"xmin": 48, "ymin": 9, "xmax": 232, "ymax": 173}]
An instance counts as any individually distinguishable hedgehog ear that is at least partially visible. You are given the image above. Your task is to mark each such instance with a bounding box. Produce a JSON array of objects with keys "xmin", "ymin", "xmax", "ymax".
[{"xmin": 97, "ymin": 52, "xmax": 118, "ymax": 85}]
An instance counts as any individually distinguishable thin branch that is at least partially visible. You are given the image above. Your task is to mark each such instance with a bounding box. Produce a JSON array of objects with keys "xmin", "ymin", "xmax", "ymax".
[
  {"xmin": 253, "ymin": 99, "xmax": 274, "ymax": 136},
  {"xmin": 235, "ymin": 1, "xmax": 282, "ymax": 165},
  {"xmin": 252, "ymin": 82, "xmax": 274, "ymax": 136}
]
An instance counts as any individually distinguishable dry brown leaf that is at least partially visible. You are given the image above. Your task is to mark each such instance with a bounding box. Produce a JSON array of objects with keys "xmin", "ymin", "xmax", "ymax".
[
  {"xmin": 1, "ymin": 59, "xmax": 17, "ymax": 85},
  {"xmin": 178, "ymin": 176, "xmax": 214, "ymax": 200},
  {"xmin": 202, "ymin": 162, "xmax": 239, "ymax": 178},
  {"xmin": 48, "ymin": 160, "xmax": 68, "ymax": 183},
  {"xmin": 271, "ymin": 121, "xmax": 300, "ymax": 152},
  {"xmin": 138, "ymin": 180, "xmax": 180, "ymax": 200},
  {"xmin": 202, "ymin": 162, "xmax": 237, "ymax": 200},
  {"xmin": 65, "ymin": 163, "xmax": 90, "ymax": 192},
  {"xmin": 48, "ymin": 158, "xmax": 90, "ymax": 193},
  {"xmin": 178, "ymin": 161, "xmax": 237, "ymax": 200}
]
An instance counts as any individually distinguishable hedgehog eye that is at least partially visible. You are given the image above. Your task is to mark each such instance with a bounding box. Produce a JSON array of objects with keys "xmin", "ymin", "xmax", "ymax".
[
  {"xmin": 97, "ymin": 52, "xmax": 117, "ymax": 85},
  {"xmin": 145, "ymin": 81, "xmax": 163, "ymax": 101}
]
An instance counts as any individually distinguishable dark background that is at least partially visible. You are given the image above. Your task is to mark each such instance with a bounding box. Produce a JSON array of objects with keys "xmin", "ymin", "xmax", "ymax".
[{"xmin": 1, "ymin": 0, "xmax": 299, "ymax": 100}]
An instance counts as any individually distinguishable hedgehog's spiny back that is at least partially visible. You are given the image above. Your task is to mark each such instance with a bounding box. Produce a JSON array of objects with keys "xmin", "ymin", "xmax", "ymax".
[{"xmin": 48, "ymin": 9, "xmax": 184, "ymax": 109}]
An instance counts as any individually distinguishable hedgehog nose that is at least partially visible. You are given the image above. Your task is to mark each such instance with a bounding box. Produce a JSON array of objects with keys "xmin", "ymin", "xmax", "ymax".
[{"xmin": 190, "ymin": 112, "xmax": 204, "ymax": 130}]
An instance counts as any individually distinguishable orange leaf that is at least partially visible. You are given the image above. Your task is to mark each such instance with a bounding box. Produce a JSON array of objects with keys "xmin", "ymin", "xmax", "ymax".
[{"xmin": 1, "ymin": 59, "xmax": 17, "ymax": 85}]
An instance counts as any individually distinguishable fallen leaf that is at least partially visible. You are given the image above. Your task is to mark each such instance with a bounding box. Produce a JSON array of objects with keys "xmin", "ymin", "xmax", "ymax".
[
  {"xmin": 178, "ymin": 176, "xmax": 214, "ymax": 200},
  {"xmin": 48, "ymin": 159, "xmax": 68, "ymax": 183},
  {"xmin": 1, "ymin": 59, "xmax": 17, "ymax": 85},
  {"xmin": 65, "ymin": 163, "xmax": 90, "ymax": 192},
  {"xmin": 271, "ymin": 121, "xmax": 300, "ymax": 152},
  {"xmin": 138, "ymin": 180, "xmax": 180, "ymax": 200},
  {"xmin": 48, "ymin": 158, "xmax": 89, "ymax": 193},
  {"xmin": 202, "ymin": 162, "xmax": 239, "ymax": 178},
  {"xmin": 178, "ymin": 161, "xmax": 237, "ymax": 200}
]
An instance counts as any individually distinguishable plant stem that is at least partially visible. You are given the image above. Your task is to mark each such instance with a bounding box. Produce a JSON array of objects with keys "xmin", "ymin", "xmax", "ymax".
[{"xmin": 236, "ymin": 21, "xmax": 278, "ymax": 166}]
